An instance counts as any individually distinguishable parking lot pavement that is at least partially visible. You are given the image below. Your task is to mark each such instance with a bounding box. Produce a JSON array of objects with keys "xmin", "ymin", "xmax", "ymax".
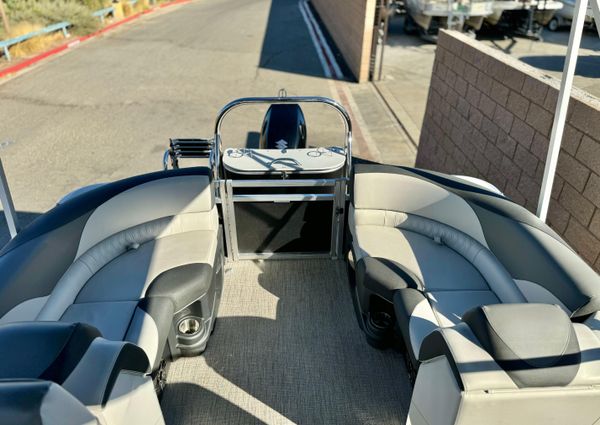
[
  {"xmin": 0, "ymin": 0, "xmax": 413, "ymax": 245},
  {"xmin": 376, "ymin": 16, "xmax": 600, "ymax": 143}
]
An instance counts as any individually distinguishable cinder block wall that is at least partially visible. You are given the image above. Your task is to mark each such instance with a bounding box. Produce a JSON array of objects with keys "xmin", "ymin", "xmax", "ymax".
[
  {"xmin": 417, "ymin": 30, "xmax": 600, "ymax": 272},
  {"xmin": 310, "ymin": 0, "xmax": 376, "ymax": 82}
]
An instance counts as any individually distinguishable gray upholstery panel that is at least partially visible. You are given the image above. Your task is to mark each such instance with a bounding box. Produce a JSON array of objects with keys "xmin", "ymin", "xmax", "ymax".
[
  {"xmin": 356, "ymin": 257, "xmax": 419, "ymax": 302},
  {"xmin": 514, "ymin": 279, "xmax": 570, "ymax": 313},
  {"xmin": 427, "ymin": 290, "xmax": 500, "ymax": 327},
  {"xmin": 124, "ymin": 299, "xmax": 174, "ymax": 370},
  {"xmin": 463, "ymin": 304, "xmax": 581, "ymax": 388},
  {"xmin": 419, "ymin": 323, "xmax": 519, "ymax": 392},
  {"xmin": 0, "ymin": 213, "xmax": 91, "ymax": 319},
  {"xmin": 0, "ymin": 322, "xmax": 100, "ymax": 382},
  {"xmin": 352, "ymin": 171, "xmax": 489, "ymax": 246},
  {"xmin": 0, "ymin": 296, "xmax": 49, "ymax": 324},
  {"xmin": 76, "ymin": 175, "xmax": 215, "ymax": 258},
  {"xmin": 472, "ymin": 204, "xmax": 600, "ymax": 318},
  {"xmin": 36, "ymin": 217, "xmax": 175, "ymax": 321},
  {"xmin": 0, "ymin": 380, "xmax": 97, "ymax": 425},
  {"xmin": 353, "ymin": 225, "xmax": 490, "ymax": 293},
  {"xmin": 394, "ymin": 214, "xmax": 525, "ymax": 304},
  {"xmin": 61, "ymin": 338, "xmax": 149, "ymax": 406},
  {"xmin": 60, "ymin": 301, "xmax": 137, "ymax": 342},
  {"xmin": 76, "ymin": 230, "xmax": 217, "ymax": 304},
  {"xmin": 570, "ymin": 322, "xmax": 600, "ymax": 386},
  {"xmin": 394, "ymin": 288, "xmax": 431, "ymax": 367}
]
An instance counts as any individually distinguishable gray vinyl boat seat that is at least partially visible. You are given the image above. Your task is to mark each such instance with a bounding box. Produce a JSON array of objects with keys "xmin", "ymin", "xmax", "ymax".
[
  {"xmin": 411, "ymin": 303, "xmax": 600, "ymax": 425},
  {"xmin": 0, "ymin": 167, "xmax": 224, "ymax": 373},
  {"xmin": 0, "ymin": 321, "xmax": 163, "ymax": 425},
  {"xmin": 349, "ymin": 164, "xmax": 600, "ymax": 369}
]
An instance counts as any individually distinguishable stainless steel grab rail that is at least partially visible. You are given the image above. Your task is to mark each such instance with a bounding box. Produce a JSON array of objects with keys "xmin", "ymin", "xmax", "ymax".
[{"xmin": 213, "ymin": 96, "xmax": 353, "ymax": 179}]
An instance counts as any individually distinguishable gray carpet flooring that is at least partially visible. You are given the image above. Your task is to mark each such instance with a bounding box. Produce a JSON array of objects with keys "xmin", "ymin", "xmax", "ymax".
[{"xmin": 161, "ymin": 260, "xmax": 412, "ymax": 425}]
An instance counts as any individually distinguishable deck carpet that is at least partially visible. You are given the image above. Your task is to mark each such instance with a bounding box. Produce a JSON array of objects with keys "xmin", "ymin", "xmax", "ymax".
[{"xmin": 161, "ymin": 259, "xmax": 412, "ymax": 424}]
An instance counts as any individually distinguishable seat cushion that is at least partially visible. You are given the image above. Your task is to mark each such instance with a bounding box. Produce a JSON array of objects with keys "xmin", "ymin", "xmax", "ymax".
[
  {"xmin": 74, "ymin": 230, "xmax": 217, "ymax": 304},
  {"xmin": 352, "ymin": 209, "xmax": 525, "ymax": 369},
  {"xmin": 57, "ymin": 229, "xmax": 218, "ymax": 369},
  {"xmin": 354, "ymin": 225, "xmax": 492, "ymax": 296},
  {"xmin": 462, "ymin": 304, "xmax": 581, "ymax": 388},
  {"xmin": 394, "ymin": 287, "xmax": 501, "ymax": 365}
]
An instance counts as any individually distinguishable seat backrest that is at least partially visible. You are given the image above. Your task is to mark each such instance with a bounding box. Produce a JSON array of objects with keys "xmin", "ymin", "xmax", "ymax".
[
  {"xmin": 351, "ymin": 164, "xmax": 600, "ymax": 319},
  {"xmin": 0, "ymin": 168, "xmax": 215, "ymax": 324},
  {"xmin": 352, "ymin": 166, "xmax": 489, "ymax": 247}
]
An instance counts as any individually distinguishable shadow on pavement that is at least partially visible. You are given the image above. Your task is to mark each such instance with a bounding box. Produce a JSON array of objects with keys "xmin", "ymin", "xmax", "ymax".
[
  {"xmin": 386, "ymin": 15, "xmax": 433, "ymax": 48},
  {"xmin": 259, "ymin": 0, "xmax": 326, "ymax": 78},
  {"xmin": 520, "ymin": 55, "xmax": 600, "ymax": 77}
]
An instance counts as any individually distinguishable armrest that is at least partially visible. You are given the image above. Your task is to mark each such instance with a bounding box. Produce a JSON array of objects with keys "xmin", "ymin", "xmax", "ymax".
[
  {"xmin": 419, "ymin": 323, "xmax": 518, "ymax": 392},
  {"xmin": 357, "ymin": 257, "xmax": 420, "ymax": 298},
  {"xmin": 0, "ymin": 380, "xmax": 98, "ymax": 425},
  {"xmin": 60, "ymin": 338, "xmax": 149, "ymax": 406},
  {"xmin": 0, "ymin": 321, "xmax": 149, "ymax": 407},
  {"xmin": 0, "ymin": 322, "xmax": 100, "ymax": 382},
  {"xmin": 420, "ymin": 304, "xmax": 585, "ymax": 391}
]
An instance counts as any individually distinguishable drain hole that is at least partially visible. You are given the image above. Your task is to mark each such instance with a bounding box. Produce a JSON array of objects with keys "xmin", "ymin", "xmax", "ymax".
[{"xmin": 370, "ymin": 311, "xmax": 393, "ymax": 330}]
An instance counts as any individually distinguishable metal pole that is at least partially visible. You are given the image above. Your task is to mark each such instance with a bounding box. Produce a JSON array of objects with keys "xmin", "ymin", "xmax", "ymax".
[
  {"xmin": 0, "ymin": 0, "xmax": 10, "ymax": 35},
  {"xmin": 0, "ymin": 158, "xmax": 19, "ymax": 238},
  {"xmin": 536, "ymin": 0, "xmax": 590, "ymax": 221},
  {"xmin": 592, "ymin": 0, "xmax": 600, "ymax": 37},
  {"xmin": 377, "ymin": 0, "xmax": 392, "ymax": 81}
]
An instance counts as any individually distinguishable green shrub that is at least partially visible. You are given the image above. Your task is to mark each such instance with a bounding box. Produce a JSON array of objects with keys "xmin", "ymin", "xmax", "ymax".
[{"xmin": 5, "ymin": 0, "xmax": 109, "ymax": 36}]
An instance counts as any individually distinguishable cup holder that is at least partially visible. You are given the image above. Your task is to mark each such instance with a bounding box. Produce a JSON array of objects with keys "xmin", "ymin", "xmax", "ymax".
[{"xmin": 178, "ymin": 317, "xmax": 202, "ymax": 336}]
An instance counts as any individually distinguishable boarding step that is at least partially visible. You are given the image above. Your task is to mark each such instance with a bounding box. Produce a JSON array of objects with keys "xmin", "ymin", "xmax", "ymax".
[{"xmin": 164, "ymin": 138, "xmax": 215, "ymax": 169}]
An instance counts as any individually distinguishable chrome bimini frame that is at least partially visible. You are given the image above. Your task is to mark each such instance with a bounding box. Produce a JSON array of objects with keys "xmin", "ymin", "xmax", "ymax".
[
  {"xmin": 212, "ymin": 95, "xmax": 353, "ymax": 261},
  {"xmin": 213, "ymin": 95, "xmax": 353, "ymax": 179}
]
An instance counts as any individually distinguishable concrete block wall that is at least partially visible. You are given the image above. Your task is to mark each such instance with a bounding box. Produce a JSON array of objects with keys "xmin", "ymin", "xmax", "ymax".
[
  {"xmin": 417, "ymin": 30, "xmax": 600, "ymax": 272},
  {"xmin": 310, "ymin": 0, "xmax": 376, "ymax": 82}
]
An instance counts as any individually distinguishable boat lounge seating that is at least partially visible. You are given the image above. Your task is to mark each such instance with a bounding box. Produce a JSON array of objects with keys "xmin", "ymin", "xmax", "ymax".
[
  {"xmin": 349, "ymin": 164, "xmax": 600, "ymax": 369},
  {"xmin": 0, "ymin": 380, "xmax": 98, "ymax": 425},
  {"xmin": 0, "ymin": 321, "xmax": 163, "ymax": 425},
  {"xmin": 0, "ymin": 167, "xmax": 224, "ymax": 372},
  {"xmin": 409, "ymin": 303, "xmax": 600, "ymax": 425}
]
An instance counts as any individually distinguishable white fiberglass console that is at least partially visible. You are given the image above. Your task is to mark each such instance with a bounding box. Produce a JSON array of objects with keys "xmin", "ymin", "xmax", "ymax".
[{"xmin": 222, "ymin": 147, "xmax": 346, "ymax": 176}]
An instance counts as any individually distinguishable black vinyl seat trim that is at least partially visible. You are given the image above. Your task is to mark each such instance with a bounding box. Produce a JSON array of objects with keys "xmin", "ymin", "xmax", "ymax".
[{"xmin": 39, "ymin": 323, "xmax": 102, "ymax": 385}]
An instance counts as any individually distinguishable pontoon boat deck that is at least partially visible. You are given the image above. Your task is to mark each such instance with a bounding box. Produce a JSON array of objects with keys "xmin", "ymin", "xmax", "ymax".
[{"xmin": 0, "ymin": 96, "xmax": 599, "ymax": 425}]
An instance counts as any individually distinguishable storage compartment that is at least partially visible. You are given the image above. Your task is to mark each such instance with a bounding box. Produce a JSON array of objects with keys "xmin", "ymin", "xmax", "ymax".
[{"xmin": 234, "ymin": 201, "xmax": 333, "ymax": 254}]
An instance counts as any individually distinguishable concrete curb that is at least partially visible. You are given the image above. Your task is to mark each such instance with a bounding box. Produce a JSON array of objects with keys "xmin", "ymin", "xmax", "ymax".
[{"xmin": 0, "ymin": 0, "xmax": 191, "ymax": 79}]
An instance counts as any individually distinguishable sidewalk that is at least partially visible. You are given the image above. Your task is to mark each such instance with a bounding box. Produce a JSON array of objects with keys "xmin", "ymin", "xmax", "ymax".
[
  {"xmin": 345, "ymin": 81, "xmax": 417, "ymax": 165},
  {"xmin": 375, "ymin": 17, "xmax": 600, "ymax": 147}
]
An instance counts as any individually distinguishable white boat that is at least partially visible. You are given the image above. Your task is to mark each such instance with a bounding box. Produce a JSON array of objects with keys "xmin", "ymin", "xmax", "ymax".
[
  {"xmin": 486, "ymin": 0, "xmax": 563, "ymax": 38},
  {"xmin": 404, "ymin": 0, "xmax": 495, "ymax": 38},
  {"xmin": 547, "ymin": 0, "xmax": 595, "ymax": 30}
]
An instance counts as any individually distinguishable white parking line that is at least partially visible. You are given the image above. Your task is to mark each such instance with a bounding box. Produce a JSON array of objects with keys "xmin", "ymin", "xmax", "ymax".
[{"xmin": 298, "ymin": 0, "xmax": 344, "ymax": 80}]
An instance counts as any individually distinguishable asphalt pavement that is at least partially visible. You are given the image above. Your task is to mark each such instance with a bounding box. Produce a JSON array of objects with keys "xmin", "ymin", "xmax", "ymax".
[{"xmin": 0, "ymin": 0, "xmax": 415, "ymax": 245}]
